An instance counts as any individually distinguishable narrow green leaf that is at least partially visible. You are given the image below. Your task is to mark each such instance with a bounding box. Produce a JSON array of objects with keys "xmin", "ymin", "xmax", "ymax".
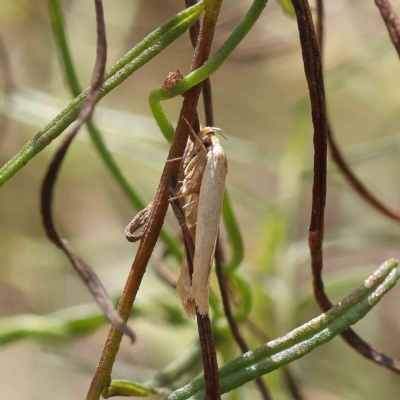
[
  {"xmin": 163, "ymin": 260, "xmax": 399, "ymax": 399},
  {"xmin": 276, "ymin": 0, "xmax": 295, "ymax": 17},
  {"xmin": 222, "ymin": 191, "xmax": 244, "ymax": 272},
  {"xmin": 0, "ymin": 298, "xmax": 141, "ymax": 346},
  {"xmin": 105, "ymin": 380, "xmax": 161, "ymax": 398}
]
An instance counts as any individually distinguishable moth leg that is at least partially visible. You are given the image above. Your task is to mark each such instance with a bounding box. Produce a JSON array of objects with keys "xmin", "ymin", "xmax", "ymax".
[
  {"xmin": 166, "ymin": 156, "xmax": 184, "ymax": 163},
  {"xmin": 169, "ymin": 194, "xmax": 185, "ymax": 202},
  {"xmin": 182, "ymin": 116, "xmax": 207, "ymax": 155},
  {"xmin": 125, "ymin": 201, "xmax": 153, "ymax": 242},
  {"xmin": 187, "ymin": 221, "xmax": 197, "ymax": 230}
]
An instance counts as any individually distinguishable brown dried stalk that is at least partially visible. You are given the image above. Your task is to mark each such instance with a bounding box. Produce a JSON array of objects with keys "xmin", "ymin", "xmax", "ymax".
[
  {"xmin": 155, "ymin": 247, "xmax": 179, "ymax": 289},
  {"xmin": 40, "ymin": 0, "xmax": 134, "ymax": 342},
  {"xmin": 374, "ymin": 0, "xmax": 400, "ymax": 58},
  {"xmin": 185, "ymin": 0, "xmax": 214, "ymax": 127},
  {"xmin": 185, "ymin": 3, "xmax": 270, "ymax": 398},
  {"xmin": 86, "ymin": 2, "xmax": 223, "ymax": 399},
  {"xmin": 170, "ymin": 183, "xmax": 220, "ymax": 399},
  {"xmin": 293, "ymin": 0, "xmax": 400, "ymax": 374},
  {"xmin": 316, "ymin": 1, "xmax": 400, "ymax": 223}
]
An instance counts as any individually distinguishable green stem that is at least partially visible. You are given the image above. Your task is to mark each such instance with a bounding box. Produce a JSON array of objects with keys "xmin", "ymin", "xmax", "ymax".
[
  {"xmin": 105, "ymin": 381, "xmax": 164, "ymax": 398},
  {"xmin": 0, "ymin": 298, "xmax": 141, "ymax": 346},
  {"xmin": 163, "ymin": 259, "xmax": 399, "ymax": 399},
  {"xmin": 0, "ymin": 1, "xmax": 204, "ymax": 187},
  {"xmin": 47, "ymin": 0, "xmax": 181, "ymax": 259},
  {"xmin": 144, "ymin": 341, "xmax": 202, "ymax": 389},
  {"xmin": 148, "ymin": 0, "xmax": 269, "ymax": 141},
  {"xmin": 222, "ymin": 191, "xmax": 244, "ymax": 272}
]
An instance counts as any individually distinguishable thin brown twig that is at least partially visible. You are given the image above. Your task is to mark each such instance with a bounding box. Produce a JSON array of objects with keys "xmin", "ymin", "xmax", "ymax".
[
  {"xmin": 315, "ymin": 0, "xmax": 324, "ymax": 47},
  {"xmin": 155, "ymin": 247, "xmax": 178, "ymax": 289},
  {"xmin": 40, "ymin": 0, "xmax": 134, "ymax": 342},
  {"xmin": 374, "ymin": 0, "xmax": 400, "ymax": 58},
  {"xmin": 185, "ymin": 0, "xmax": 214, "ymax": 127},
  {"xmin": 294, "ymin": 0, "xmax": 400, "ymax": 374},
  {"xmin": 316, "ymin": 1, "xmax": 400, "ymax": 224},
  {"xmin": 246, "ymin": 320, "xmax": 304, "ymax": 400},
  {"xmin": 184, "ymin": 4, "xmax": 231, "ymax": 398},
  {"xmin": 328, "ymin": 127, "xmax": 400, "ymax": 223},
  {"xmin": 169, "ymin": 182, "xmax": 220, "ymax": 399},
  {"xmin": 215, "ymin": 239, "xmax": 272, "ymax": 400},
  {"xmin": 86, "ymin": 2, "xmax": 223, "ymax": 399},
  {"xmin": 185, "ymin": 2, "xmax": 268, "ymax": 398}
]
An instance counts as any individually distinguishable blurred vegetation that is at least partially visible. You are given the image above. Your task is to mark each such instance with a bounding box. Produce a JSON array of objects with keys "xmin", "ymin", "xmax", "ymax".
[{"xmin": 1, "ymin": 1, "xmax": 400, "ymax": 399}]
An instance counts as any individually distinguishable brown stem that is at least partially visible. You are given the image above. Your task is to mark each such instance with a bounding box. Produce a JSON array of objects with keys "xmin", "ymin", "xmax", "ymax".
[
  {"xmin": 215, "ymin": 240, "xmax": 272, "ymax": 400},
  {"xmin": 246, "ymin": 320, "xmax": 304, "ymax": 400},
  {"xmin": 315, "ymin": 0, "xmax": 324, "ymax": 47},
  {"xmin": 86, "ymin": 2, "xmax": 223, "ymax": 399},
  {"xmin": 170, "ymin": 187, "xmax": 220, "ymax": 399},
  {"xmin": 294, "ymin": 0, "xmax": 400, "ymax": 374},
  {"xmin": 317, "ymin": 1, "xmax": 400, "ymax": 224},
  {"xmin": 327, "ymin": 126, "xmax": 400, "ymax": 223},
  {"xmin": 40, "ymin": 0, "xmax": 134, "ymax": 342},
  {"xmin": 374, "ymin": 0, "xmax": 400, "ymax": 58},
  {"xmin": 185, "ymin": 0, "xmax": 214, "ymax": 127},
  {"xmin": 155, "ymin": 247, "xmax": 178, "ymax": 289}
]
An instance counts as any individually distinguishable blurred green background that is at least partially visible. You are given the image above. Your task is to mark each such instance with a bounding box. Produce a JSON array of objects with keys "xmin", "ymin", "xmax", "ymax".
[{"xmin": 1, "ymin": 0, "xmax": 400, "ymax": 399}]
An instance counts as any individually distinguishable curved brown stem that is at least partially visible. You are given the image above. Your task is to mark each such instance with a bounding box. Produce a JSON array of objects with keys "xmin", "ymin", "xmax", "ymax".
[
  {"xmin": 294, "ymin": 0, "xmax": 400, "ymax": 375},
  {"xmin": 374, "ymin": 0, "xmax": 400, "ymax": 58},
  {"xmin": 40, "ymin": 0, "xmax": 134, "ymax": 342},
  {"xmin": 328, "ymin": 127, "xmax": 400, "ymax": 222},
  {"xmin": 317, "ymin": 1, "xmax": 400, "ymax": 223}
]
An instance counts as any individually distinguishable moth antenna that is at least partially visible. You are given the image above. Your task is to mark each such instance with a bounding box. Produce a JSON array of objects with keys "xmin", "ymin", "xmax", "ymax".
[
  {"xmin": 209, "ymin": 127, "xmax": 227, "ymax": 140},
  {"xmin": 182, "ymin": 116, "xmax": 206, "ymax": 152}
]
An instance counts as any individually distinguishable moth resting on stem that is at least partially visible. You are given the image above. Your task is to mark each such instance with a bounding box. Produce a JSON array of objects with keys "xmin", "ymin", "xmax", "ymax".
[
  {"xmin": 125, "ymin": 118, "xmax": 227, "ymax": 318},
  {"xmin": 176, "ymin": 117, "xmax": 227, "ymax": 318}
]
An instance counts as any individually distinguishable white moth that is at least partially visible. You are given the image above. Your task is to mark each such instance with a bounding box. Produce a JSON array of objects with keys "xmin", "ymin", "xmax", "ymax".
[{"xmin": 177, "ymin": 120, "xmax": 228, "ymax": 317}]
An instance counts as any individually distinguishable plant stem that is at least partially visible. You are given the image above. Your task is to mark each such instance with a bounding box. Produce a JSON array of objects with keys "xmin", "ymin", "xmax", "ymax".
[
  {"xmin": 306, "ymin": 0, "xmax": 400, "ymax": 373},
  {"xmin": 163, "ymin": 260, "xmax": 399, "ymax": 399}
]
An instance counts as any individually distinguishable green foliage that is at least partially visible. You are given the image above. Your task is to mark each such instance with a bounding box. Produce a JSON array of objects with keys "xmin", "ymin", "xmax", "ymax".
[{"xmin": 276, "ymin": 0, "xmax": 295, "ymax": 17}]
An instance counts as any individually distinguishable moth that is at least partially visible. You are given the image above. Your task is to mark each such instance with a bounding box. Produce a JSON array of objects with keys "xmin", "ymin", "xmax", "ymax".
[
  {"xmin": 124, "ymin": 119, "xmax": 227, "ymax": 318},
  {"xmin": 177, "ymin": 118, "xmax": 228, "ymax": 318}
]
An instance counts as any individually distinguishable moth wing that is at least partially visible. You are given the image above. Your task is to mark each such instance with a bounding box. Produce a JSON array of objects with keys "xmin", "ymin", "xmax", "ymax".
[
  {"xmin": 177, "ymin": 193, "xmax": 199, "ymax": 319},
  {"xmin": 192, "ymin": 140, "xmax": 227, "ymax": 315},
  {"xmin": 181, "ymin": 154, "xmax": 207, "ymax": 197},
  {"xmin": 176, "ymin": 251, "xmax": 197, "ymax": 319}
]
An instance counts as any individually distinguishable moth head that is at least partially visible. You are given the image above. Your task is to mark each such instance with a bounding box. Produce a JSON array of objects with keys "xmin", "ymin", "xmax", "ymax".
[{"xmin": 199, "ymin": 127, "xmax": 226, "ymax": 148}]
